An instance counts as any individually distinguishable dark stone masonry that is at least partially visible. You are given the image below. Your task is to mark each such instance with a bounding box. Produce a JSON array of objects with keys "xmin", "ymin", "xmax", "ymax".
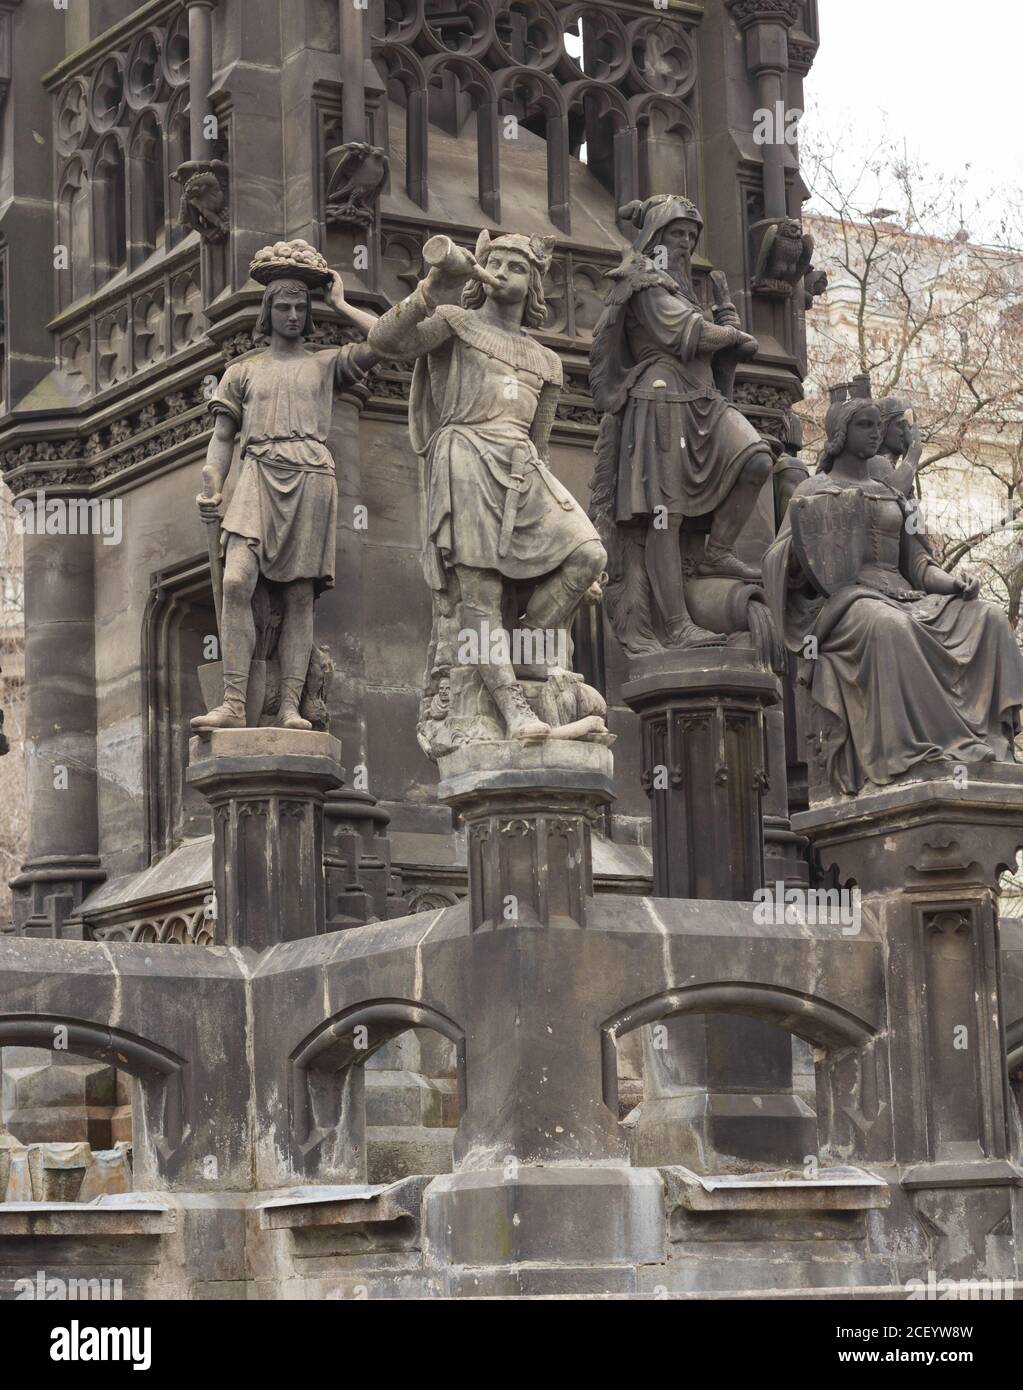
[{"xmin": 0, "ymin": 0, "xmax": 1021, "ymax": 1302}]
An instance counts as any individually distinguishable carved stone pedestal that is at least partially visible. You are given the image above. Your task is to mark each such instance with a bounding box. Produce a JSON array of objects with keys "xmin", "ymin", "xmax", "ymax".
[
  {"xmin": 622, "ymin": 647, "xmax": 777, "ymax": 900},
  {"xmin": 437, "ymin": 739, "xmax": 614, "ymax": 934},
  {"xmin": 425, "ymin": 740, "xmax": 664, "ymax": 1287},
  {"xmin": 796, "ymin": 769, "xmax": 1023, "ymax": 1280},
  {"xmin": 622, "ymin": 649, "xmax": 812, "ymax": 1171},
  {"xmin": 186, "ymin": 729, "xmax": 344, "ymax": 950}
]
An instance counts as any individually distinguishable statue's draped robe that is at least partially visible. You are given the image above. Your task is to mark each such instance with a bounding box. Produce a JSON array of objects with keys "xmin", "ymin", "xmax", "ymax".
[
  {"xmin": 764, "ymin": 470, "xmax": 1023, "ymax": 795},
  {"xmin": 212, "ymin": 345, "xmax": 365, "ymax": 595},
  {"xmin": 589, "ymin": 255, "xmax": 764, "ymax": 522},
  {"xmin": 369, "ymin": 292, "xmax": 600, "ymax": 590}
]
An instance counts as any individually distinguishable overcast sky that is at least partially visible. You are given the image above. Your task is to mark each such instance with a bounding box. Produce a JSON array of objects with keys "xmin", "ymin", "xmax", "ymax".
[{"xmin": 804, "ymin": 0, "xmax": 1021, "ymax": 242}]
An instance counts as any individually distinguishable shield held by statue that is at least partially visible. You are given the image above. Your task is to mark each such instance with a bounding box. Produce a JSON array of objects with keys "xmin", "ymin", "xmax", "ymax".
[{"xmin": 789, "ymin": 488, "xmax": 868, "ymax": 596}]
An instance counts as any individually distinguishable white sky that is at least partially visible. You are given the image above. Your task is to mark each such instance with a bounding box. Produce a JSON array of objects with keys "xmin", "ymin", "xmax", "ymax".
[{"xmin": 804, "ymin": 0, "xmax": 1022, "ymax": 243}]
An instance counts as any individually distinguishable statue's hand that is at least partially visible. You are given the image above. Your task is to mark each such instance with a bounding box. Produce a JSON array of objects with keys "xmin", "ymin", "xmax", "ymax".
[
  {"xmin": 955, "ymin": 571, "xmax": 981, "ymax": 600},
  {"xmin": 735, "ymin": 330, "xmax": 760, "ymax": 360},
  {"xmin": 197, "ymin": 491, "xmax": 223, "ymax": 521},
  {"xmin": 324, "ymin": 269, "xmax": 348, "ymax": 316}
]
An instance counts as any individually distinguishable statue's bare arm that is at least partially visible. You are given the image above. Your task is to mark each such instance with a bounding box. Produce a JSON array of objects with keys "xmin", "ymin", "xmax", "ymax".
[{"xmin": 197, "ymin": 412, "xmax": 237, "ymax": 515}]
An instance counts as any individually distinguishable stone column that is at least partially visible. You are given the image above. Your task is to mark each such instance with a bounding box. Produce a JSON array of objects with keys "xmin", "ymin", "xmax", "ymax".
[
  {"xmin": 762, "ymin": 703, "xmax": 809, "ymax": 889},
  {"xmin": 622, "ymin": 648, "xmax": 815, "ymax": 1171},
  {"xmin": 10, "ymin": 519, "xmax": 104, "ymax": 936},
  {"xmin": 423, "ymin": 742, "xmax": 665, "ymax": 1292},
  {"xmin": 187, "ymin": 1, "xmax": 217, "ymax": 161},
  {"xmin": 338, "ymin": 0, "xmax": 367, "ymax": 143},
  {"xmin": 727, "ymin": 2, "xmax": 796, "ymax": 220},
  {"xmin": 186, "ymin": 729, "xmax": 344, "ymax": 951},
  {"xmin": 622, "ymin": 648, "xmax": 777, "ymax": 901},
  {"xmin": 5, "ymin": 508, "xmax": 111, "ymax": 1145},
  {"xmin": 796, "ymin": 769, "xmax": 1023, "ymax": 1281},
  {"xmin": 319, "ymin": 385, "xmax": 402, "ymax": 928}
]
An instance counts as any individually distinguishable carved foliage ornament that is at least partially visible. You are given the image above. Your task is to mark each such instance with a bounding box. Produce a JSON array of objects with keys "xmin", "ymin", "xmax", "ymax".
[{"xmin": 725, "ymin": 0, "xmax": 803, "ymax": 28}]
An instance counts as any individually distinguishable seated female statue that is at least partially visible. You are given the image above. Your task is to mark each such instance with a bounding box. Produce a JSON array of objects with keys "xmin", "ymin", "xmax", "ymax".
[{"xmin": 763, "ymin": 397, "xmax": 1023, "ymax": 796}]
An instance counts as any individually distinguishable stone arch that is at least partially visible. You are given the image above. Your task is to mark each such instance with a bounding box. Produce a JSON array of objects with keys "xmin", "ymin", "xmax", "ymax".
[
  {"xmin": 90, "ymin": 132, "xmax": 128, "ymax": 283},
  {"xmin": 377, "ymin": 46, "xmax": 430, "ymax": 208},
  {"xmin": 495, "ymin": 67, "xmax": 570, "ymax": 233},
  {"xmin": 0, "ymin": 1013, "xmax": 188, "ymax": 1164},
  {"xmin": 127, "ymin": 109, "xmax": 167, "ymax": 268},
  {"xmin": 631, "ymin": 93, "xmax": 698, "ymax": 203},
  {"xmin": 562, "ymin": 77, "xmax": 635, "ymax": 206},
  {"xmin": 423, "ymin": 54, "xmax": 501, "ymax": 222},
  {"xmin": 289, "ymin": 999, "xmax": 466, "ymax": 1176},
  {"xmin": 57, "ymin": 157, "xmax": 92, "ymax": 307},
  {"xmin": 600, "ymin": 981, "xmax": 877, "ymax": 1114}
]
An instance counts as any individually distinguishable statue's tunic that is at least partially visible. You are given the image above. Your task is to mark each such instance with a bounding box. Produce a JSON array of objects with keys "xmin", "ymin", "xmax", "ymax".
[
  {"xmin": 212, "ymin": 345, "xmax": 363, "ymax": 594},
  {"xmin": 764, "ymin": 470, "xmax": 1023, "ymax": 794},
  {"xmin": 369, "ymin": 291, "xmax": 599, "ymax": 590},
  {"xmin": 590, "ymin": 258, "xmax": 764, "ymax": 524}
]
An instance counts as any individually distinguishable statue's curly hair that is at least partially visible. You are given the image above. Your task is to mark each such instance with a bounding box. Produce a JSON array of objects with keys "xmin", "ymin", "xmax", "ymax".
[{"xmin": 461, "ymin": 249, "xmax": 548, "ymax": 330}]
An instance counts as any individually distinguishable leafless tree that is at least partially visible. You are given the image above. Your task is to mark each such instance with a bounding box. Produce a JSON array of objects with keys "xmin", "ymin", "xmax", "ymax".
[{"xmin": 800, "ymin": 132, "xmax": 1023, "ymax": 628}]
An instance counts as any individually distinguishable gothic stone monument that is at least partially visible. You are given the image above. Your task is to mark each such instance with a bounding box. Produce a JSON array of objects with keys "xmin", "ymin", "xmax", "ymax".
[{"xmin": 1, "ymin": 0, "xmax": 1022, "ymax": 1303}]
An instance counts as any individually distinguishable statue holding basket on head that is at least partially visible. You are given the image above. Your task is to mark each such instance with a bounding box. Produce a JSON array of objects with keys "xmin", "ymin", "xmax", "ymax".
[{"xmin": 192, "ymin": 239, "xmax": 380, "ymax": 732}]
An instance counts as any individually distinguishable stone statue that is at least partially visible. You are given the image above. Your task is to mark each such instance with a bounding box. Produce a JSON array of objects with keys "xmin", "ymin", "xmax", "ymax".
[
  {"xmin": 589, "ymin": 194, "xmax": 773, "ymax": 654},
  {"xmin": 771, "ymin": 410, "xmax": 811, "ymax": 530},
  {"xmin": 191, "ymin": 239, "xmax": 378, "ymax": 731},
  {"xmin": 874, "ymin": 396, "xmax": 923, "ymax": 497},
  {"xmin": 367, "ymin": 231, "xmax": 610, "ymax": 752},
  {"xmin": 763, "ymin": 394, "xmax": 1023, "ymax": 796}
]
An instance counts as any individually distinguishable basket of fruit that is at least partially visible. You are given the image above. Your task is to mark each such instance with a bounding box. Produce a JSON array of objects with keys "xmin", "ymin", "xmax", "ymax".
[{"xmin": 249, "ymin": 239, "xmax": 332, "ymax": 289}]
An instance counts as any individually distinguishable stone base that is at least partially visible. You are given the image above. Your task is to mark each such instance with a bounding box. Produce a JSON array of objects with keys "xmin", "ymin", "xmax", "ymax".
[
  {"xmin": 2, "ymin": 1048, "xmax": 120, "ymax": 1149},
  {"xmin": 630, "ymin": 1091, "xmax": 818, "ymax": 1174},
  {"xmin": 622, "ymin": 648, "xmax": 778, "ymax": 900},
  {"xmin": 186, "ymin": 727, "xmax": 344, "ymax": 949},
  {"xmin": 437, "ymin": 739, "xmax": 613, "ymax": 932},
  {"xmin": 794, "ymin": 764, "xmax": 1023, "ymax": 895},
  {"xmin": 423, "ymin": 1165, "xmax": 665, "ymax": 1270}
]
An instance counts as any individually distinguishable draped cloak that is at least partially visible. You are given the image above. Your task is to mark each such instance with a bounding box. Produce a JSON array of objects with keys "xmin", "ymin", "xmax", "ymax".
[
  {"xmin": 763, "ymin": 468, "xmax": 1023, "ymax": 795},
  {"xmin": 589, "ymin": 254, "xmax": 765, "ymax": 523}
]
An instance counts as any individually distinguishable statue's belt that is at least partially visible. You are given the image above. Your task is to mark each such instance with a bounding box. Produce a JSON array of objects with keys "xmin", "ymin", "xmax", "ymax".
[
  {"xmin": 628, "ymin": 385, "xmax": 716, "ymax": 403},
  {"xmin": 243, "ymin": 448, "xmax": 335, "ymax": 476}
]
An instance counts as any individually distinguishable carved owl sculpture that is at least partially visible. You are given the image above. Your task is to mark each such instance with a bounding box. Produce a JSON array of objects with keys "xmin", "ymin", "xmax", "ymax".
[{"xmin": 768, "ymin": 219, "xmax": 815, "ymax": 286}]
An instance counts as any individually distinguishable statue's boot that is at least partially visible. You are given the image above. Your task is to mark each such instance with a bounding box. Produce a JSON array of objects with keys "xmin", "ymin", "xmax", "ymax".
[
  {"xmin": 191, "ymin": 668, "xmax": 248, "ymax": 731},
  {"xmin": 279, "ymin": 676, "xmax": 313, "ymax": 732},
  {"xmin": 493, "ymin": 683, "xmax": 551, "ymax": 740},
  {"xmin": 695, "ymin": 541, "xmax": 762, "ymax": 582},
  {"xmin": 666, "ymin": 616, "xmax": 727, "ymax": 648}
]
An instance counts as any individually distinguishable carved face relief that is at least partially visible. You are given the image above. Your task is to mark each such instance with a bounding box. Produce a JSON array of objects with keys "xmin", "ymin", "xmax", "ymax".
[
  {"xmin": 482, "ymin": 248, "xmax": 532, "ymax": 313},
  {"xmin": 883, "ymin": 415, "xmax": 911, "ymax": 457},
  {"xmin": 657, "ymin": 219, "xmax": 698, "ymax": 271},
  {"xmin": 847, "ymin": 406, "xmax": 883, "ymax": 460},
  {"xmin": 269, "ymin": 288, "xmax": 309, "ymax": 341}
]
